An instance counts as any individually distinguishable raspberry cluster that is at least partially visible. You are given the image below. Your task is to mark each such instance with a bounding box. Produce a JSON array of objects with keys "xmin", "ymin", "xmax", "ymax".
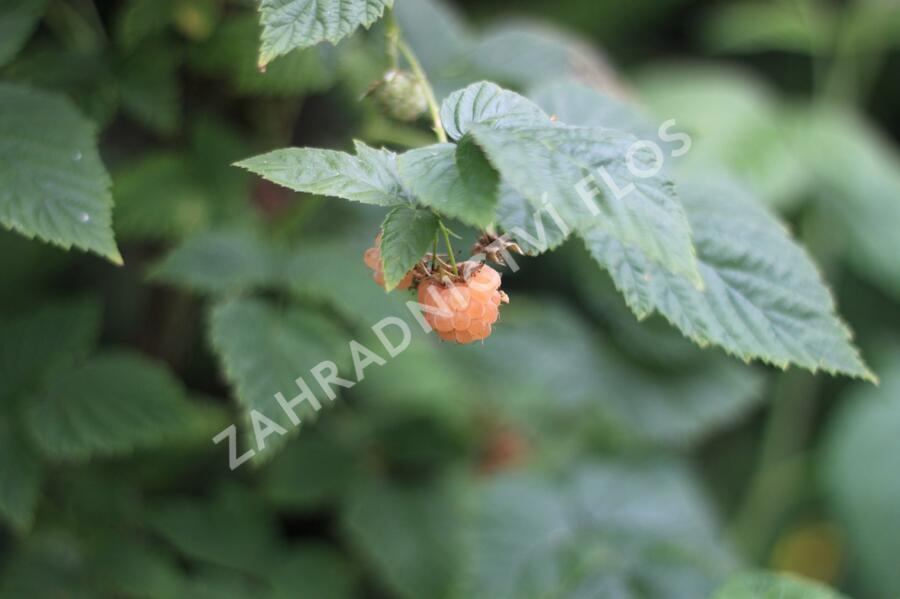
[
  {"xmin": 417, "ymin": 263, "xmax": 508, "ymax": 344},
  {"xmin": 364, "ymin": 234, "xmax": 512, "ymax": 344},
  {"xmin": 363, "ymin": 233, "xmax": 413, "ymax": 290}
]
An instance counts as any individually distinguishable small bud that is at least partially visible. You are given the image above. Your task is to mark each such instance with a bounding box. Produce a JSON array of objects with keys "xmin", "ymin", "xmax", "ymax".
[{"xmin": 373, "ymin": 69, "xmax": 428, "ymax": 122}]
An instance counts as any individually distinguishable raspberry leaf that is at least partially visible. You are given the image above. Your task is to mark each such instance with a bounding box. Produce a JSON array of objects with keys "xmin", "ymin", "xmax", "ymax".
[
  {"xmin": 0, "ymin": 83, "xmax": 121, "ymax": 264},
  {"xmin": 473, "ymin": 23, "xmax": 609, "ymax": 90},
  {"xmin": 470, "ymin": 299, "xmax": 764, "ymax": 447},
  {"xmin": 397, "ymin": 139, "xmax": 499, "ymax": 228},
  {"xmin": 149, "ymin": 486, "xmax": 280, "ymax": 574},
  {"xmin": 462, "ymin": 461, "xmax": 735, "ymax": 598},
  {"xmin": 342, "ymin": 472, "xmax": 464, "ymax": 599},
  {"xmin": 528, "ymin": 77, "xmax": 662, "ymax": 142},
  {"xmin": 24, "ymin": 352, "xmax": 197, "ymax": 460},
  {"xmin": 712, "ymin": 572, "xmax": 848, "ymax": 599},
  {"xmin": 257, "ymin": 0, "xmax": 393, "ymax": 68},
  {"xmin": 494, "ymin": 183, "xmax": 570, "ymax": 255},
  {"xmin": 440, "ymin": 81, "xmax": 701, "ymax": 285},
  {"xmin": 583, "ymin": 176, "xmax": 874, "ymax": 381},
  {"xmin": 190, "ymin": 15, "xmax": 333, "ymax": 97},
  {"xmin": 209, "ymin": 297, "xmax": 349, "ymax": 461},
  {"xmin": 823, "ymin": 351, "xmax": 900, "ymax": 598},
  {"xmin": 0, "ymin": 298, "xmax": 101, "ymax": 401},
  {"xmin": 235, "ymin": 141, "xmax": 411, "ymax": 206},
  {"xmin": 471, "ymin": 122, "xmax": 702, "ymax": 285},
  {"xmin": 0, "ymin": 417, "xmax": 43, "ymax": 531},
  {"xmin": 0, "ymin": 0, "xmax": 47, "ymax": 67},
  {"xmin": 379, "ymin": 206, "xmax": 438, "ymax": 290},
  {"xmin": 440, "ymin": 81, "xmax": 548, "ymax": 140},
  {"xmin": 151, "ymin": 230, "xmax": 284, "ymax": 295},
  {"xmin": 796, "ymin": 107, "xmax": 900, "ymax": 301}
]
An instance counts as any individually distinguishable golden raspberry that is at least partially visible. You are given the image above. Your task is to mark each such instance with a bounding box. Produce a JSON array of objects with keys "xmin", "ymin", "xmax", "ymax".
[
  {"xmin": 417, "ymin": 264, "xmax": 508, "ymax": 344},
  {"xmin": 364, "ymin": 233, "xmax": 414, "ymax": 290}
]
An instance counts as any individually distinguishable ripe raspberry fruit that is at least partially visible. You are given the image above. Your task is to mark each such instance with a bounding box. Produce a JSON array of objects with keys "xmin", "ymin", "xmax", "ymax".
[
  {"xmin": 364, "ymin": 233, "xmax": 414, "ymax": 290},
  {"xmin": 417, "ymin": 263, "xmax": 508, "ymax": 344}
]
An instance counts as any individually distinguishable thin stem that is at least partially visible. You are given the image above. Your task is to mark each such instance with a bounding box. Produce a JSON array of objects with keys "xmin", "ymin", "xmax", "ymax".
[
  {"xmin": 385, "ymin": 10, "xmax": 399, "ymax": 71},
  {"xmin": 729, "ymin": 370, "xmax": 820, "ymax": 560},
  {"xmin": 431, "ymin": 232, "xmax": 439, "ymax": 270},
  {"xmin": 397, "ymin": 39, "xmax": 448, "ymax": 143},
  {"xmin": 439, "ymin": 221, "xmax": 458, "ymax": 275}
]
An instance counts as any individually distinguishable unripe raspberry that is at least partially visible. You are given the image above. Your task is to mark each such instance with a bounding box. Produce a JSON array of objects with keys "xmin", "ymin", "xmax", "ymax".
[
  {"xmin": 374, "ymin": 69, "xmax": 428, "ymax": 122},
  {"xmin": 364, "ymin": 233, "xmax": 414, "ymax": 290},
  {"xmin": 417, "ymin": 264, "xmax": 508, "ymax": 344}
]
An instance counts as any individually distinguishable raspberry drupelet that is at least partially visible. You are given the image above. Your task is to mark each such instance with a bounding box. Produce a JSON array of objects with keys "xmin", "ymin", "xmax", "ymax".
[
  {"xmin": 417, "ymin": 263, "xmax": 509, "ymax": 344},
  {"xmin": 364, "ymin": 233, "xmax": 414, "ymax": 290}
]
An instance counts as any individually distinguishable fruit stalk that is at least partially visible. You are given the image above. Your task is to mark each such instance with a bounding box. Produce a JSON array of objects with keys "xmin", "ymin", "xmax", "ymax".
[{"xmin": 397, "ymin": 39, "xmax": 448, "ymax": 143}]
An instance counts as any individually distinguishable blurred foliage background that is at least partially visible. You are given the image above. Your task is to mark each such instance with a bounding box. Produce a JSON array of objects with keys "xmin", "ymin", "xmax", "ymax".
[{"xmin": 1, "ymin": 0, "xmax": 899, "ymax": 597}]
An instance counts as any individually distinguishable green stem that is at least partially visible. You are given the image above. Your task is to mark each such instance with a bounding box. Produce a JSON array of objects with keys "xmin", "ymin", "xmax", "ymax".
[
  {"xmin": 431, "ymin": 232, "xmax": 439, "ymax": 270},
  {"xmin": 729, "ymin": 370, "xmax": 820, "ymax": 560},
  {"xmin": 439, "ymin": 221, "xmax": 458, "ymax": 275},
  {"xmin": 385, "ymin": 10, "xmax": 399, "ymax": 71},
  {"xmin": 397, "ymin": 39, "xmax": 448, "ymax": 143}
]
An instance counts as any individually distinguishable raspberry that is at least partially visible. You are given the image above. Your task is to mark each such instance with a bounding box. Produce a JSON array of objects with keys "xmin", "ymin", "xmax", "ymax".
[
  {"xmin": 374, "ymin": 69, "xmax": 428, "ymax": 122},
  {"xmin": 417, "ymin": 263, "xmax": 508, "ymax": 344},
  {"xmin": 364, "ymin": 233, "xmax": 414, "ymax": 290}
]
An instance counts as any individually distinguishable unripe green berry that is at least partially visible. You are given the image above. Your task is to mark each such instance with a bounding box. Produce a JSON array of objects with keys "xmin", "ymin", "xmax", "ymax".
[{"xmin": 374, "ymin": 69, "xmax": 428, "ymax": 122}]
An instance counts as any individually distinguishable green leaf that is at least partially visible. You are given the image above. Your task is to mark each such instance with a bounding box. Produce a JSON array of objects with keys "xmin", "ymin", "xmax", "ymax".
[
  {"xmin": 636, "ymin": 64, "xmax": 809, "ymax": 209},
  {"xmin": 117, "ymin": 43, "xmax": 181, "ymax": 136},
  {"xmin": 472, "ymin": 22, "xmax": 611, "ymax": 89},
  {"xmin": 393, "ymin": 0, "xmax": 473, "ymax": 98},
  {"xmin": 397, "ymin": 140, "xmax": 499, "ymax": 227},
  {"xmin": 0, "ymin": 83, "xmax": 121, "ymax": 263},
  {"xmin": 284, "ymin": 234, "xmax": 411, "ymax": 324},
  {"xmin": 475, "ymin": 123, "xmax": 700, "ymax": 284},
  {"xmin": 528, "ymin": 77, "xmax": 662, "ymax": 145},
  {"xmin": 468, "ymin": 298, "xmax": 764, "ymax": 448},
  {"xmin": 440, "ymin": 81, "xmax": 549, "ymax": 140},
  {"xmin": 267, "ymin": 544, "xmax": 359, "ymax": 599},
  {"xmin": 441, "ymin": 82, "xmax": 701, "ymax": 285},
  {"xmin": 257, "ymin": 0, "xmax": 393, "ymax": 67},
  {"xmin": 462, "ymin": 460, "xmax": 735, "ymax": 599},
  {"xmin": 700, "ymin": 2, "xmax": 833, "ymax": 54},
  {"xmin": 796, "ymin": 107, "xmax": 900, "ymax": 300},
  {"xmin": 822, "ymin": 349, "xmax": 900, "ymax": 597},
  {"xmin": 236, "ymin": 140, "xmax": 410, "ymax": 206},
  {"xmin": 151, "ymin": 230, "xmax": 284, "ymax": 295},
  {"xmin": 379, "ymin": 206, "xmax": 438, "ymax": 290},
  {"xmin": 209, "ymin": 297, "xmax": 348, "ymax": 460},
  {"xmin": 0, "ymin": 298, "xmax": 101, "ymax": 401},
  {"xmin": 92, "ymin": 540, "xmax": 184, "ymax": 599},
  {"xmin": 0, "ymin": 416, "xmax": 43, "ymax": 531},
  {"xmin": 150, "ymin": 485, "xmax": 279, "ymax": 574},
  {"xmin": 494, "ymin": 183, "xmax": 569, "ymax": 255},
  {"xmin": 342, "ymin": 473, "xmax": 464, "ymax": 599},
  {"xmin": 4, "ymin": 45, "xmax": 120, "ymax": 129},
  {"xmin": 711, "ymin": 571, "xmax": 847, "ymax": 599},
  {"xmin": 0, "ymin": 0, "xmax": 48, "ymax": 67},
  {"xmin": 112, "ymin": 152, "xmax": 209, "ymax": 240},
  {"xmin": 115, "ymin": 0, "xmax": 176, "ymax": 50},
  {"xmin": 189, "ymin": 15, "xmax": 333, "ymax": 97},
  {"xmin": 24, "ymin": 351, "xmax": 196, "ymax": 460},
  {"xmin": 0, "ymin": 533, "xmax": 99, "ymax": 597},
  {"xmin": 262, "ymin": 426, "xmax": 359, "ymax": 510},
  {"xmin": 583, "ymin": 176, "xmax": 873, "ymax": 380}
]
